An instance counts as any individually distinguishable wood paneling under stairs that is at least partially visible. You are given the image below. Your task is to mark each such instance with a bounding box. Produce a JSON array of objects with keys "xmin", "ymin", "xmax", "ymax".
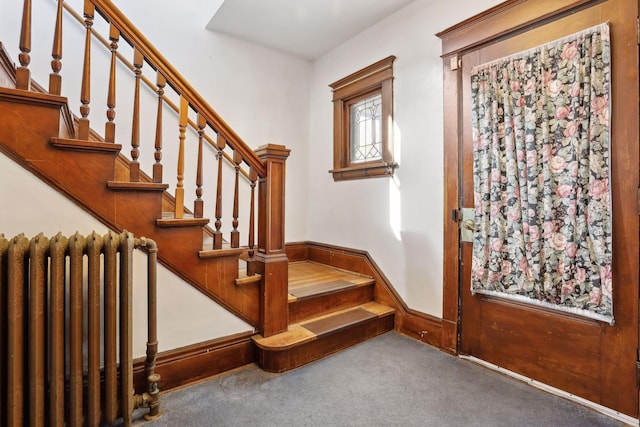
[
  {"xmin": 254, "ymin": 261, "xmax": 395, "ymax": 372},
  {"xmin": 0, "ymin": 83, "xmax": 261, "ymax": 327}
]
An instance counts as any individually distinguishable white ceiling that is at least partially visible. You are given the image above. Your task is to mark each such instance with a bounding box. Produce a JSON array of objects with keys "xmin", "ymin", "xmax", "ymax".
[{"xmin": 206, "ymin": 0, "xmax": 415, "ymax": 61}]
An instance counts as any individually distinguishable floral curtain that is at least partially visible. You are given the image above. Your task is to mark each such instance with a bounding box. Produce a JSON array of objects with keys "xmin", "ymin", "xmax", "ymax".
[{"xmin": 470, "ymin": 23, "xmax": 613, "ymax": 324}]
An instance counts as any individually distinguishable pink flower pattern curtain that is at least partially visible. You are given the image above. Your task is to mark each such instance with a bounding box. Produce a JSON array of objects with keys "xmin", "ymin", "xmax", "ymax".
[{"xmin": 470, "ymin": 23, "xmax": 613, "ymax": 323}]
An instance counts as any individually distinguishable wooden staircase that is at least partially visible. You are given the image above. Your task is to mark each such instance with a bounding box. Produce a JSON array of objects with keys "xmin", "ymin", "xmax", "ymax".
[
  {"xmin": 0, "ymin": 0, "xmax": 397, "ymax": 377},
  {"xmin": 255, "ymin": 261, "xmax": 394, "ymax": 372}
]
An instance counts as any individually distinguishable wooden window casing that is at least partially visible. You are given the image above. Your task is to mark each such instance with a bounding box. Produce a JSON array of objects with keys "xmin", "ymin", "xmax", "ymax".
[{"xmin": 329, "ymin": 56, "xmax": 396, "ymax": 181}]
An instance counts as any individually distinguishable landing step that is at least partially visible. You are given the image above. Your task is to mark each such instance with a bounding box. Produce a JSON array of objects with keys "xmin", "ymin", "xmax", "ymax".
[
  {"xmin": 253, "ymin": 302, "xmax": 394, "ymax": 372},
  {"xmin": 288, "ymin": 261, "xmax": 375, "ymax": 323}
]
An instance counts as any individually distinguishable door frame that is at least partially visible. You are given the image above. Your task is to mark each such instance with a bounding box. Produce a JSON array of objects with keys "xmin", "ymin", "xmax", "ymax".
[{"xmin": 437, "ymin": 0, "xmax": 640, "ymax": 417}]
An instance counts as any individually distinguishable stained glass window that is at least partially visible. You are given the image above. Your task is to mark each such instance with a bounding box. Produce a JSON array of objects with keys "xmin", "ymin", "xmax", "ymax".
[
  {"xmin": 329, "ymin": 56, "xmax": 396, "ymax": 180},
  {"xmin": 350, "ymin": 94, "xmax": 382, "ymax": 163}
]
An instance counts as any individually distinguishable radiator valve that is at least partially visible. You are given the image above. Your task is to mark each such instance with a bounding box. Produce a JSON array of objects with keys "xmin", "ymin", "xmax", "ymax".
[
  {"xmin": 145, "ymin": 373, "xmax": 162, "ymax": 420},
  {"xmin": 134, "ymin": 373, "xmax": 162, "ymax": 420}
]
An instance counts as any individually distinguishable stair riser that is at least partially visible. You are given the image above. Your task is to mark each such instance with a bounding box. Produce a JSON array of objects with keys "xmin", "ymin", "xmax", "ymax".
[
  {"xmin": 289, "ymin": 285, "xmax": 374, "ymax": 324},
  {"xmin": 255, "ymin": 314, "xmax": 394, "ymax": 373}
]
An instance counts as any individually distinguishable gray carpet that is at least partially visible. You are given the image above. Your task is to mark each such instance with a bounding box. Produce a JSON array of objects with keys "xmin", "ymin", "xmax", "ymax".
[{"xmin": 141, "ymin": 332, "xmax": 624, "ymax": 426}]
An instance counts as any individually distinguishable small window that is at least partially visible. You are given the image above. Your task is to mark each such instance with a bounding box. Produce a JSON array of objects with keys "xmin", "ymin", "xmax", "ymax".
[{"xmin": 329, "ymin": 56, "xmax": 396, "ymax": 181}]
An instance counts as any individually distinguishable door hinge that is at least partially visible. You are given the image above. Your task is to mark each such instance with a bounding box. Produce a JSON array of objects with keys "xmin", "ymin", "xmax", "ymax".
[
  {"xmin": 449, "ymin": 56, "xmax": 461, "ymax": 71},
  {"xmin": 451, "ymin": 209, "xmax": 461, "ymax": 222}
]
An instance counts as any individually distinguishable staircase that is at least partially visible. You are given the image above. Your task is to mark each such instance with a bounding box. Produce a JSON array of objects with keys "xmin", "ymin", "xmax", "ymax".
[
  {"xmin": 0, "ymin": 0, "xmax": 395, "ymax": 378},
  {"xmin": 254, "ymin": 261, "xmax": 394, "ymax": 372}
]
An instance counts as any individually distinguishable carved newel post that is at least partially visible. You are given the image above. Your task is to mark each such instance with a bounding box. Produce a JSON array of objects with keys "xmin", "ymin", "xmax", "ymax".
[{"xmin": 255, "ymin": 144, "xmax": 290, "ymax": 337}]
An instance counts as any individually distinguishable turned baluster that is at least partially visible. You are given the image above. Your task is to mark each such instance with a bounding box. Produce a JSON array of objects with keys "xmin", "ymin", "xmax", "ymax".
[
  {"xmin": 194, "ymin": 114, "xmax": 206, "ymax": 218},
  {"xmin": 231, "ymin": 152, "xmax": 242, "ymax": 248},
  {"xmin": 78, "ymin": 0, "xmax": 95, "ymax": 140},
  {"xmin": 247, "ymin": 168, "xmax": 258, "ymax": 276},
  {"xmin": 49, "ymin": 0, "xmax": 63, "ymax": 95},
  {"xmin": 130, "ymin": 48, "xmax": 143, "ymax": 181},
  {"xmin": 16, "ymin": 0, "xmax": 32, "ymax": 90},
  {"xmin": 213, "ymin": 134, "xmax": 225, "ymax": 249},
  {"xmin": 174, "ymin": 96, "xmax": 188, "ymax": 219},
  {"xmin": 105, "ymin": 25, "xmax": 119, "ymax": 143},
  {"xmin": 153, "ymin": 73, "xmax": 166, "ymax": 183}
]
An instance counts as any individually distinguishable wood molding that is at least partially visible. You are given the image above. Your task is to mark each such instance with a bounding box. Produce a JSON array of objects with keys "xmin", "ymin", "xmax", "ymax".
[
  {"xmin": 397, "ymin": 309, "xmax": 443, "ymax": 349},
  {"xmin": 436, "ymin": 0, "xmax": 599, "ymax": 56},
  {"xmin": 286, "ymin": 241, "xmax": 444, "ymax": 350},
  {"xmin": 133, "ymin": 332, "xmax": 255, "ymax": 393}
]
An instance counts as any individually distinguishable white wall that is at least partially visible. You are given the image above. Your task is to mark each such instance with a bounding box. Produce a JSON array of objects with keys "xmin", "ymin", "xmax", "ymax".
[{"xmin": 307, "ymin": 0, "xmax": 501, "ymax": 316}]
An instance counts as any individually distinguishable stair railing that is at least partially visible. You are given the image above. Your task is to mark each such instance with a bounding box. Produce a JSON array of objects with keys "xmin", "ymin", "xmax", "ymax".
[{"xmin": 14, "ymin": 0, "xmax": 289, "ymax": 337}]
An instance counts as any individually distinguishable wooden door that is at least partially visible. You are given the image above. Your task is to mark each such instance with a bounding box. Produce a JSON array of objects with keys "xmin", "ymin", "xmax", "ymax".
[{"xmin": 441, "ymin": 0, "xmax": 639, "ymax": 418}]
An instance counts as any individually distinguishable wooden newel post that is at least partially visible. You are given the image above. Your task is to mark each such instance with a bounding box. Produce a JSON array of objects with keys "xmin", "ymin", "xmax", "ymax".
[{"xmin": 255, "ymin": 144, "xmax": 290, "ymax": 337}]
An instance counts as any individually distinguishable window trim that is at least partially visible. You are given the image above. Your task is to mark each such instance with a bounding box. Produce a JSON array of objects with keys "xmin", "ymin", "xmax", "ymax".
[{"xmin": 329, "ymin": 55, "xmax": 397, "ymax": 181}]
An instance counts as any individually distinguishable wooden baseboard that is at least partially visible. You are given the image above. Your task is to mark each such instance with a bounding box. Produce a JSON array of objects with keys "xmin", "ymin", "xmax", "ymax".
[
  {"xmin": 133, "ymin": 331, "xmax": 255, "ymax": 393},
  {"xmin": 396, "ymin": 309, "xmax": 443, "ymax": 348},
  {"xmin": 286, "ymin": 241, "xmax": 445, "ymax": 351}
]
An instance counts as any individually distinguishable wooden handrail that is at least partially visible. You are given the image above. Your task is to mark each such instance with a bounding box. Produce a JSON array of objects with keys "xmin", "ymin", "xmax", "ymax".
[
  {"xmin": 90, "ymin": 0, "xmax": 267, "ymax": 178},
  {"xmin": 61, "ymin": 1, "xmax": 254, "ymax": 181}
]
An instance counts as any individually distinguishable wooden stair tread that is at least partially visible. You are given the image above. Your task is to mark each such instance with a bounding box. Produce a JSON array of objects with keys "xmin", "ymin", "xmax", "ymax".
[
  {"xmin": 51, "ymin": 137, "xmax": 121, "ymax": 153},
  {"xmin": 107, "ymin": 181, "xmax": 169, "ymax": 191},
  {"xmin": 235, "ymin": 270, "xmax": 262, "ymax": 286},
  {"xmin": 289, "ymin": 279, "xmax": 358, "ymax": 300},
  {"xmin": 303, "ymin": 307, "xmax": 375, "ymax": 335},
  {"xmin": 199, "ymin": 243, "xmax": 244, "ymax": 259},
  {"xmin": 253, "ymin": 302, "xmax": 394, "ymax": 350},
  {"xmin": 156, "ymin": 212, "xmax": 210, "ymax": 227},
  {"xmin": 288, "ymin": 261, "xmax": 374, "ymax": 302}
]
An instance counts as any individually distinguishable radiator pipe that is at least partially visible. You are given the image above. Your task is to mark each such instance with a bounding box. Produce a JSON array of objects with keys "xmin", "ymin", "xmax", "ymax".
[{"xmin": 135, "ymin": 237, "xmax": 161, "ymax": 420}]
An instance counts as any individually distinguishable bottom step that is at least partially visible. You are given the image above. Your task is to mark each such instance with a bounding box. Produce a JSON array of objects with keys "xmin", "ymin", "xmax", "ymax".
[{"xmin": 253, "ymin": 302, "xmax": 395, "ymax": 373}]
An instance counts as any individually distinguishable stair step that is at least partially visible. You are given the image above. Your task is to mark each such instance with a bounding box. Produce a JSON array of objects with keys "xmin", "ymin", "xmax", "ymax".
[
  {"xmin": 288, "ymin": 261, "xmax": 375, "ymax": 323},
  {"xmin": 107, "ymin": 181, "xmax": 169, "ymax": 192},
  {"xmin": 235, "ymin": 270, "xmax": 262, "ymax": 287},
  {"xmin": 51, "ymin": 137, "xmax": 121, "ymax": 153},
  {"xmin": 156, "ymin": 212, "xmax": 210, "ymax": 227},
  {"xmin": 253, "ymin": 302, "xmax": 395, "ymax": 372},
  {"xmin": 199, "ymin": 244, "xmax": 244, "ymax": 259}
]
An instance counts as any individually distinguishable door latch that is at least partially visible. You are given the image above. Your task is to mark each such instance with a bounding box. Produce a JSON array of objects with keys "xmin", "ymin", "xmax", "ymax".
[{"xmin": 460, "ymin": 207, "xmax": 475, "ymax": 243}]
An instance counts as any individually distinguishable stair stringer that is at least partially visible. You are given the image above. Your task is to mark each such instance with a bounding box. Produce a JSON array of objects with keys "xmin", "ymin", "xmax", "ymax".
[{"xmin": 0, "ymin": 86, "xmax": 260, "ymax": 326}]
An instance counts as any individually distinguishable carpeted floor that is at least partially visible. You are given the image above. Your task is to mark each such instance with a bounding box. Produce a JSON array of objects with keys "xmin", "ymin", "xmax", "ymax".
[{"xmin": 140, "ymin": 332, "xmax": 624, "ymax": 426}]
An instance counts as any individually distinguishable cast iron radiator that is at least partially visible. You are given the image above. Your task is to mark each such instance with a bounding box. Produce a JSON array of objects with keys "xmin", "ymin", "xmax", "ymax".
[{"xmin": 0, "ymin": 231, "xmax": 161, "ymax": 426}]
